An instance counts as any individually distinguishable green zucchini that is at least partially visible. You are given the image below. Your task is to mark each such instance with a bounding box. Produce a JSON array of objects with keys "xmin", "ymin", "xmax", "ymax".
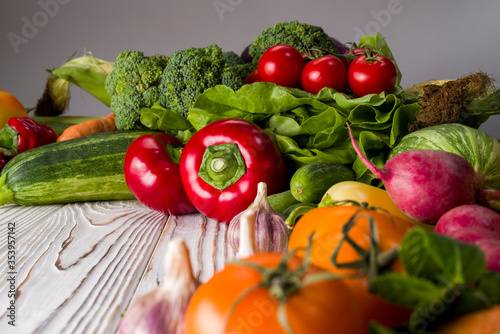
[
  {"xmin": 0, "ymin": 130, "xmax": 154, "ymax": 206},
  {"xmin": 290, "ymin": 162, "xmax": 356, "ymax": 204}
]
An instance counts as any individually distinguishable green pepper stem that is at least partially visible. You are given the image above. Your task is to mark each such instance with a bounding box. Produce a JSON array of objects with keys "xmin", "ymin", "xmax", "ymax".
[
  {"xmin": 198, "ymin": 143, "xmax": 246, "ymax": 190},
  {"xmin": 0, "ymin": 125, "xmax": 19, "ymax": 156}
]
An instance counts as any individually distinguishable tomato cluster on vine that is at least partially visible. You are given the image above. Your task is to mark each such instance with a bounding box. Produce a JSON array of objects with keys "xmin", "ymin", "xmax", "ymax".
[{"xmin": 247, "ymin": 44, "xmax": 398, "ymax": 97}]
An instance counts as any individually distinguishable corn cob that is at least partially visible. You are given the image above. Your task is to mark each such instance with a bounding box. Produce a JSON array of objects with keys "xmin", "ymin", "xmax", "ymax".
[{"xmin": 34, "ymin": 52, "xmax": 113, "ymax": 116}]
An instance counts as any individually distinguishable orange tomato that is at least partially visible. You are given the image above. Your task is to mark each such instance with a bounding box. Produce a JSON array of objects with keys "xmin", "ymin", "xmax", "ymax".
[
  {"xmin": 436, "ymin": 305, "xmax": 500, "ymax": 334},
  {"xmin": 0, "ymin": 90, "xmax": 28, "ymax": 129},
  {"xmin": 183, "ymin": 252, "xmax": 364, "ymax": 334},
  {"xmin": 288, "ymin": 205, "xmax": 413, "ymax": 332}
]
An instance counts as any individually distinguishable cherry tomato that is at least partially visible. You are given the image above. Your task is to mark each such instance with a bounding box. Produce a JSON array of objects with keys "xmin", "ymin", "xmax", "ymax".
[
  {"xmin": 0, "ymin": 90, "xmax": 28, "ymax": 129},
  {"xmin": 341, "ymin": 48, "xmax": 370, "ymax": 68},
  {"xmin": 301, "ymin": 55, "xmax": 347, "ymax": 94},
  {"xmin": 180, "ymin": 118, "xmax": 287, "ymax": 224},
  {"xmin": 257, "ymin": 45, "xmax": 304, "ymax": 88},
  {"xmin": 288, "ymin": 205, "xmax": 413, "ymax": 331},
  {"xmin": 184, "ymin": 252, "xmax": 364, "ymax": 334},
  {"xmin": 124, "ymin": 133, "xmax": 196, "ymax": 215},
  {"xmin": 244, "ymin": 69, "xmax": 262, "ymax": 84},
  {"xmin": 347, "ymin": 54, "xmax": 397, "ymax": 97}
]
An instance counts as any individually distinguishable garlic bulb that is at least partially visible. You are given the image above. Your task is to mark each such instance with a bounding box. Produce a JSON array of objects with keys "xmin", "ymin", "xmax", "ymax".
[
  {"xmin": 118, "ymin": 237, "xmax": 199, "ymax": 334},
  {"xmin": 228, "ymin": 182, "xmax": 290, "ymax": 254}
]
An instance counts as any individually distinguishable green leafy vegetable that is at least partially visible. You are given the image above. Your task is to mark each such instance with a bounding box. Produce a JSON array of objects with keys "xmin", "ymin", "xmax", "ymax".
[
  {"xmin": 140, "ymin": 103, "xmax": 194, "ymax": 143},
  {"xmin": 370, "ymin": 228, "xmax": 500, "ymax": 333},
  {"xmin": 189, "ymin": 81, "xmax": 419, "ymax": 184}
]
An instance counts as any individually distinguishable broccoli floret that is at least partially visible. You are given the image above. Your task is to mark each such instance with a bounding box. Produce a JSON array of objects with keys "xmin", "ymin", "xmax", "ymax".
[
  {"xmin": 158, "ymin": 44, "xmax": 226, "ymax": 117},
  {"xmin": 105, "ymin": 50, "xmax": 167, "ymax": 130},
  {"xmin": 249, "ymin": 21, "xmax": 338, "ymax": 64},
  {"xmin": 221, "ymin": 62, "xmax": 256, "ymax": 91},
  {"xmin": 222, "ymin": 51, "xmax": 245, "ymax": 68}
]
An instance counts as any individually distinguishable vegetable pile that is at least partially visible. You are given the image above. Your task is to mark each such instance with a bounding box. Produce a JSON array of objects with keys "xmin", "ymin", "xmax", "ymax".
[{"xmin": 2, "ymin": 19, "xmax": 500, "ymax": 334}]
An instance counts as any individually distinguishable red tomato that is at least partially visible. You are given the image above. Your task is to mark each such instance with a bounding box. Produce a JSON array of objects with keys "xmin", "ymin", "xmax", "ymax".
[
  {"xmin": 180, "ymin": 118, "xmax": 287, "ymax": 224},
  {"xmin": 184, "ymin": 252, "xmax": 364, "ymax": 334},
  {"xmin": 123, "ymin": 133, "xmax": 196, "ymax": 214},
  {"xmin": 244, "ymin": 69, "xmax": 261, "ymax": 84},
  {"xmin": 301, "ymin": 55, "xmax": 347, "ymax": 94},
  {"xmin": 257, "ymin": 45, "xmax": 305, "ymax": 88},
  {"xmin": 341, "ymin": 48, "xmax": 370, "ymax": 68},
  {"xmin": 347, "ymin": 54, "xmax": 397, "ymax": 97}
]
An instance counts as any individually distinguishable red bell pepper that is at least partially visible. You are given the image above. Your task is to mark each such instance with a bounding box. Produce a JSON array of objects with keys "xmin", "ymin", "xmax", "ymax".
[
  {"xmin": 179, "ymin": 118, "xmax": 287, "ymax": 224},
  {"xmin": 0, "ymin": 117, "xmax": 58, "ymax": 156},
  {"xmin": 123, "ymin": 133, "xmax": 196, "ymax": 215}
]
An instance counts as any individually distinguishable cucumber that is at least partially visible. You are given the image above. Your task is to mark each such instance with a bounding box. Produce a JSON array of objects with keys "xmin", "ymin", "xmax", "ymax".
[
  {"xmin": 0, "ymin": 130, "xmax": 154, "ymax": 206},
  {"xmin": 266, "ymin": 190, "xmax": 301, "ymax": 214},
  {"xmin": 290, "ymin": 162, "xmax": 356, "ymax": 204}
]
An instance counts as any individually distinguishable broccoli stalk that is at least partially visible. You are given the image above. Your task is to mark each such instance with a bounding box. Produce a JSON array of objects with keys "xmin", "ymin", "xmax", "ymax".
[
  {"xmin": 105, "ymin": 50, "xmax": 168, "ymax": 130},
  {"xmin": 248, "ymin": 20, "xmax": 339, "ymax": 64}
]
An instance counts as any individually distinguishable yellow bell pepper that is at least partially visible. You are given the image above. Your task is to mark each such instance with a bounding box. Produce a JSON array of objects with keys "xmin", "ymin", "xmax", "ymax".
[
  {"xmin": 322, "ymin": 181, "xmax": 434, "ymax": 231},
  {"xmin": 0, "ymin": 90, "xmax": 28, "ymax": 129}
]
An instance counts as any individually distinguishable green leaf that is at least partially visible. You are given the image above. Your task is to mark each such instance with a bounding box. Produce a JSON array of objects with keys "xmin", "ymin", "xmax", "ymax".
[
  {"xmin": 400, "ymin": 228, "xmax": 486, "ymax": 285},
  {"xmin": 452, "ymin": 289, "xmax": 494, "ymax": 316},
  {"xmin": 477, "ymin": 271, "xmax": 500, "ymax": 305},
  {"xmin": 370, "ymin": 272, "xmax": 443, "ymax": 309},
  {"xmin": 368, "ymin": 322, "xmax": 400, "ymax": 334},
  {"xmin": 390, "ymin": 103, "xmax": 421, "ymax": 146},
  {"xmin": 140, "ymin": 104, "xmax": 193, "ymax": 138}
]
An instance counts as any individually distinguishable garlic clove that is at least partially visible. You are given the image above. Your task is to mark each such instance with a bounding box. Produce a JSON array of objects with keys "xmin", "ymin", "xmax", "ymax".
[
  {"xmin": 228, "ymin": 182, "xmax": 290, "ymax": 254},
  {"xmin": 235, "ymin": 208, "xmax": 257, "ymax": 259},
  {"xmin": 118, "ymin": 237, "xmax": 199, "ymax": 334}
]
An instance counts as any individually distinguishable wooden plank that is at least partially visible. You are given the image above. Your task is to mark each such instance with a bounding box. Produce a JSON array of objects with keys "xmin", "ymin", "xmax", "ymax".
[
  {"xmin": 127, "ymin": 213, "xmax": 236, "ymax": 309},
  {"xmin": 0, "ymin": 200, "xmax": 167, "ymax": 334}
]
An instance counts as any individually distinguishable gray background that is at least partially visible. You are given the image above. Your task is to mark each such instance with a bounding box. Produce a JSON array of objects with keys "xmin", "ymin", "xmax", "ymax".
[{"xmin": 1, "ymin": 0, "xmax": 498, "ymax": 138}]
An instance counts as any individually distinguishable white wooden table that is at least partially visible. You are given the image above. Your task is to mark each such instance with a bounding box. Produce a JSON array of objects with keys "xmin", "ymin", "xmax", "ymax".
[{"xmin": 0, "ymin": 200, "xmax": 234, "ymax": 333}]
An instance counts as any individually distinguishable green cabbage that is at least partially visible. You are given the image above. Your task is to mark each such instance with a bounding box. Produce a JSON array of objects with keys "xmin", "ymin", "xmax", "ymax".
[{"xmin": 389, "ymin": 123, "xmax": 500, "ymax": 190}]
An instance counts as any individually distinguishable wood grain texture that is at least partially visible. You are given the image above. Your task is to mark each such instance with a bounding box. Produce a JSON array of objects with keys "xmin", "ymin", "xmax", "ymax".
[
  {"xmin": 0, "ymin": 200, "xmax": 167, "ymax": 334},
  {"xmin": 127, "ymin": 213, "xmax": 235, "ymax": 308},
  {"xmin": 0, "ymin": 201, "xmax": 233, "ymax": 334}
]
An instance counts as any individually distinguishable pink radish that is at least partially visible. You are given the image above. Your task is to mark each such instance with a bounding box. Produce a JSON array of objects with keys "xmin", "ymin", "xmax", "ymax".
[
  {"xmin": 347, "ymin": 123, "xmax": 478, "ymax": 224},
  {"xmin": 435, "ymin": 204, "xmax": 500, "ymax": 235},
  {"xmin": 447, "ymin": 228, "xmax": 500, "ymax": 272},
  {"xmin": 435, "ymin": 204, "xmax": 500, "ymax": 272}
]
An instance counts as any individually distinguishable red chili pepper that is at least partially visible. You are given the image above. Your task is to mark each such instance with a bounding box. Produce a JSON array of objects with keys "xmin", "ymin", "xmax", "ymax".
[
  {"xmin": 123, "ymin": 133, "xmax": 196, "ymax": 215},
  {"xmin": 0, "ymin": 117, "xmax": 58, "ymax": 156},
  {"xmin": 179, "ymin": 118, "xmax": 287, "ymax": 224}
]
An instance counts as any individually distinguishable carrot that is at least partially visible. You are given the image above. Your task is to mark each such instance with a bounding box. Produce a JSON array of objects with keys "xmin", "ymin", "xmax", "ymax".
[
  {"xmin": 57, "ymin": 113, "xmax": 118, "ymax": 142},
  {"xmin": 436, "ymin": 305, "xmax": 500, "ymax": 334}
]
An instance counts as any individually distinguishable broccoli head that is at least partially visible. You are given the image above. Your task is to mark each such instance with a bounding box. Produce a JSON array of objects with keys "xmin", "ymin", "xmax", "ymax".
[
  {"xmin": 248, "ymin": 21, "xmax": 338, "ymax": 64},
  {"xmin": 105, "ymin": 50, "xmax": 168, "ymax": 130},
  {"xmin": 221, "ymin": 62, "xmax": 256, "ymax": 91},
  {"xmin": 222, "ymin": 51, "xmax": 245, "ymax": 68},
  {"xmin": 158, "ymin": 44, "xmax": 226, "ymax": 118}
]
